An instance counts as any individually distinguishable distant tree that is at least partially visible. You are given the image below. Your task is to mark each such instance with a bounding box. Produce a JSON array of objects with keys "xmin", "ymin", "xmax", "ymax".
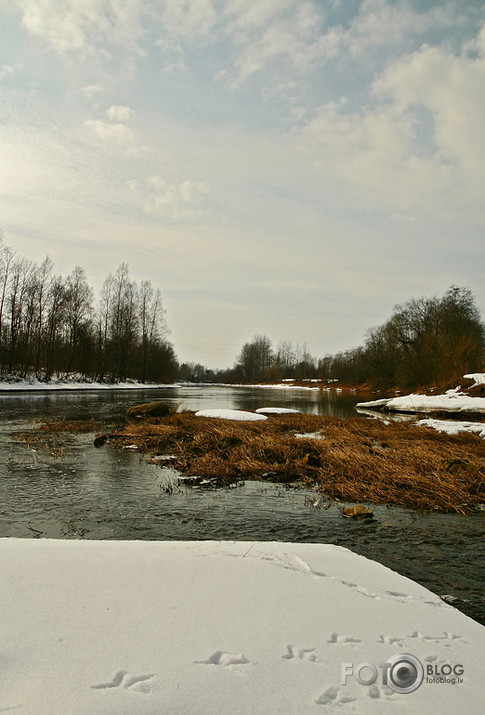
[
  {"xmin": 0, "ymin": 242, "xmax": 14, "ymax": 357},
  {"xmin": 0, "ymin": 234, "xmax": 177, "ymax": 383},
  {"xmin": 385, "ymin": 286, "xmax": 485, "ymax": 388},
  {"xmin": 359, "ymin": 285, "xmax": 485, "ymax": 389},
  {"xmin": 235, "ymin": 335, "xmax": 274, "ymax": 382},
  {"xmin": 32, "ymin": 257, "xmax": 54, "ymax": 375},
  {"xmin": 5, "ymin": 256, "xmax": 34, "ymax": 372},
  {"xmin": 44, "ymin": 274, "xmax": 67, "ymax": 380},
  {"xmin": 294, "ymin": 343, "xmax": 316, "ymax": 380},
  {"xmin": 276, "ymin": 340, "xmax": 296, "ymax": 378},
  {"xmin": 96, "ymin": 272, "xmax": 115, "ymax": 380},
  {"xmin": 64, "ymin": 266, "xmax": 94, "ymax": 377},
  {"xmin": 138, "ymin": 279, "xmax": 167, "ymax": 383}
]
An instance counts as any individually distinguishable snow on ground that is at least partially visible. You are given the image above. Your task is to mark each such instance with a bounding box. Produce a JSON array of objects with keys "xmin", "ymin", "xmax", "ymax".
[
  {"xmin": 294, "ymin": 431, "xmax": 325, "ymax": 439},
  {"xmin": 0, "ymin": 378, "xmax": 177, "ymax": 391},
  {"xmin": 357, "ymin": 389, "xmax": 485, "ymax": 415},
  {"xmin": 0, "ymin": 539, "xmax": 483, "ymax": 714},
  {"xmin": 463, "ymin": 373, "xmax": 485, "ymax": 386},
  {"xmin": 236, "ymin": 383, "xmax": 321, "ymax": 391},
  {"xmin": 418, "ymin": 419, "xmax": 485, "ymax": 439},
  {"xmin": 195, "ymin": 409, "xmax": 268, "ymax": 421},
  {"xmin": 255, "ymin": 407, "xmax": 301, "ymax": 414}
]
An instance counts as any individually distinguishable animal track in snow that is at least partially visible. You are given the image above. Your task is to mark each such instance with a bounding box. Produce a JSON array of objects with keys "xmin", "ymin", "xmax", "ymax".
[
  {"xmin": 367, "ymin": 684, "xmax": 398, "ymax": 700},
  {"xmin": 315, "ymin": 686, "xmax": 356, "ymax": 707},
  {"xmin": 327, "ymin": 633, "xmax": 362, "ymax": 646},
  {"xmin": 251, "ymin": 550, "xmax": 445, "ymax": 610},
  {"xmin": 91, "ymin": 670, "xmax": 127, "ymax": 689},
  {"xmin": 91, "ymin": 670, "xmax": 156, "ymax": 693},
  {"xmin": 423, "ymin": 654, "xmax": 448, "ymax": 668},
  {"xmin": 376, "ymin": 634, "xmax": 405, "ymax": 647},
  {"xmin": 195, "ymin": 650, "xmax": 250, "ymax": 666},
  {"xmin": 282, "ymin": 645, "xmax": 318, "ymax": 661},
  {"xmin": 406, "ymin": 631, "xmax": 467, "ymax": 646}
]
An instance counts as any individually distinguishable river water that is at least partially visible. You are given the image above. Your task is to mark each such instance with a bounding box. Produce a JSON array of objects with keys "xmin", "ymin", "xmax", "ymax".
[{"xmin": 0, "ymin": 384, "xmax": 483, "ymax": 625}]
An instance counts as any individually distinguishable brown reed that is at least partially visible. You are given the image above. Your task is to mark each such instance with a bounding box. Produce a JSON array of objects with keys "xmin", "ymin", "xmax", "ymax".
[{"xmin": 101, "ymin": 411, "xmax": 485, "ymax": 513}]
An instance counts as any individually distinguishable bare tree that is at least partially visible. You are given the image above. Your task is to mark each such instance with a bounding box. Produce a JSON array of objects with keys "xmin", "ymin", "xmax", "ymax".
[
  {"xmin": 64, "ymin": 266, "xmax": 94, "ymax": 377},
  {"xmin": 44, "ymin": 274, "xmax": 67, "ymax": 380}
]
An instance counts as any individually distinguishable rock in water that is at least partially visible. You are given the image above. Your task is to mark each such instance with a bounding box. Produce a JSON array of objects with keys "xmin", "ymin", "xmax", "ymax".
[
  {"xmin": 342, "ymin": 505, "xmax": 374, "ymax": 519},
  {"xmin": 94, "ymin": 434, "xmax": 107, "ymax": 448},
  {"xmin": 126, "ymin": 401, "xmax": 172, "ymax": 419}
]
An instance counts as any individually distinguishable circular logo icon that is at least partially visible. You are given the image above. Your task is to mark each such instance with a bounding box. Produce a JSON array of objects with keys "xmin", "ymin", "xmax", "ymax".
[{"xmin": 385, "ymin": 653, "xmax": 424, "ymax": 694}]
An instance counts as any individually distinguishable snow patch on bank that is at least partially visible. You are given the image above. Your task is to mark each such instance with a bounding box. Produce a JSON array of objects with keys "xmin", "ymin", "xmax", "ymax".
[
  {"xmin": 1, "ymin": 539, "xmax": 484, "ymax": 714},
  {"xmin": 357, "ymin": 388, "xmax": 485, "ymax": 415},
  {"xmin": 0, "ymin": 377, "xmax": 178, "ymax": 391},
  {"xmin": 195, "ymin": 408, "xmax": 267, "ymax": 421},
  {"xmin": 256, "ymin": 407, "xmax": 300, "ymax": 414},
  {"xmin": 464, "ymin": 373, "xmax": 485, "ymax": 386},
  {"xmin": 418, "ymin": 419, "xmax": 485, "ymax": 439},
  {"xmin": 234, "ymin": 383, "xmax": 320, "ymax": 391}
]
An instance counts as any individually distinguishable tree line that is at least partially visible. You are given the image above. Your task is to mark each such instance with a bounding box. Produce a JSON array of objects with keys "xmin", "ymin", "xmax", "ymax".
[
  {"xmin": 180, "ymin": 286, "xmax": 485, "ymax": 390},
  {"xmin": 0, "ymin": 234, "xmax": 177, "ymax": 383},
  {"xmin": 323, "ymin": 285, "xmax": 485, "ymax": 389}
]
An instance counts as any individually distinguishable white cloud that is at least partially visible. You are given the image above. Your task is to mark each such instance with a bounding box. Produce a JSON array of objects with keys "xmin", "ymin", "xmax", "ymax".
[
  {"xmin": 11, "ymin": 0, "xmax": 145, "ymax": 54},
  {"xmin": 159, "ymin": 0, "xmax": 216, "ymax": 42},
  {"xmin": 224, "ymin": 0, "xmax": 294, "ymax": 34},
  {"xmin": 106, "ymin": 104, "xmax": 133, "ymax": 121},
  {"xmin": 80, "ymin": 84, "xmax": 104, "ymax": 98},
  {"xmin": 0, "ymin": 63, "xmax": 16, "ymax": 78},
  {"xmin": 83, "ymin": 104, "xmax": 138, "ymax": 151},
  {"xmin": 338, "ymin": 0, "xmax": 460, "ymax": 58},
  {"xmin": 219, "ymin": 0, "xmax": 460, "ymax": 90},
  {"xmin": 83, "ymin": 119, "xmax": 134, "ymax": 146},
  {"xmin": 374, "ymin": 37, "xmax": 485, "ymax": 179},
  {"xmin": 144, "ymin": 175, "xmax": 209, "ymax": 216},
  {"xmin": 224, "ymin": 1, "xmax": 326, "ymax": 88},
  {"xmin": 299, "ymin": 24, "xmax": 485, "ymax": 222}
]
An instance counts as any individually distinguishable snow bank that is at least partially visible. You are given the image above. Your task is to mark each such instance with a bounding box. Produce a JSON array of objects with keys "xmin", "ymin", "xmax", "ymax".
[
  {"xmin": 0, "ymin": 378, "xmax": 177, "ymax": 392},
  {"xmin": 357, "ymin": 390, "xmax": 485, "ymax": 415},
  {"xmin": 1, "ymin": 539, "xmax": 483, "ymax": 714},
  {"xmin": 418, "ymin": 419, "xmax": 485, "ymax": 439},
  {"xmin": 255, "ymin": 407, "xmax": 301, "ymax": 414},
  {"xmin": 195, "ymin": 409, "xmax": 267, "ymax": 421},
  {"xmin": 236, "ymin": 383, "xmax": 320, "ymax": 391},
  {"xmin": 463, "ymin": 373, "xmax": 485, "ymax": 386}
]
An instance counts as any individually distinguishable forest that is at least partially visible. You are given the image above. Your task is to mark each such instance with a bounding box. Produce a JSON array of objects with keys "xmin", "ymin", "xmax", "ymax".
[
  {"xmin": 0, "ymin": 234, "xmax": 178, "ymax": 383},
  {"xmin": 180, "ymin": 286, "xmax": 485, "ymax": 390}
]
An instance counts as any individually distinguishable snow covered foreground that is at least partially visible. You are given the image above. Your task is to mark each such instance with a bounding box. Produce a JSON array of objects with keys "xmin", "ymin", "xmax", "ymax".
[{"xmin": 1, "ymin": 540, "xmax": 483, "ymax": 714}]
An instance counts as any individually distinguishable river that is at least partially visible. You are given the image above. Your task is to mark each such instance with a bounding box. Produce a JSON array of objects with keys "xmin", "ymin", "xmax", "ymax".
[{"xmin": 0, "ymin": 384, "xmax": 483, "ymax": 625}]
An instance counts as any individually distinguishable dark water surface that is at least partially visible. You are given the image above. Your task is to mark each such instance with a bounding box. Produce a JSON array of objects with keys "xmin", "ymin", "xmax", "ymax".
[{"xmin": 0, "ymin": 385, "xmax": 483, "ymax": 625}]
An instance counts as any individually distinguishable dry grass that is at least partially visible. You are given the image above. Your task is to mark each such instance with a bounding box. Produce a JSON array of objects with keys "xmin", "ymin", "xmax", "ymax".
[{"xmin": 98, "ymin": 412, "xmax": 485, "ymax": 513}]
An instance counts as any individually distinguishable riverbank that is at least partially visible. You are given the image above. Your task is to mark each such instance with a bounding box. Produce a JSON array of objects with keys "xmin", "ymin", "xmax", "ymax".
[
  {"xmin": 0, "ymin": 375, "xmax": 178, "ymax": 391},
  {"xmin": 92, "ymin": 410, "xmax": 485, "ymax": 514},
  {"xmin": 1, "ymin": 538, "xmax": 483, "ymax": 714},
  {"xmin": 233, "ymin": 373, "xmax": 485, "ymax": 401}
]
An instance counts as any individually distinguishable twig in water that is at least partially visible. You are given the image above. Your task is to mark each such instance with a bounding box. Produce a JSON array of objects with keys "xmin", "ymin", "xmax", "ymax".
[{"xmin": 27, "ymin": 522, "xmax": 44, "ymax": 538}]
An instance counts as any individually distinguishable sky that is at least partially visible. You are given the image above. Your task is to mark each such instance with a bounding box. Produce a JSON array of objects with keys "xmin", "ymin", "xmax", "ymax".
[{"xmin": 1, "ymin": 0, "xmax": 484, "ymax": 369}]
